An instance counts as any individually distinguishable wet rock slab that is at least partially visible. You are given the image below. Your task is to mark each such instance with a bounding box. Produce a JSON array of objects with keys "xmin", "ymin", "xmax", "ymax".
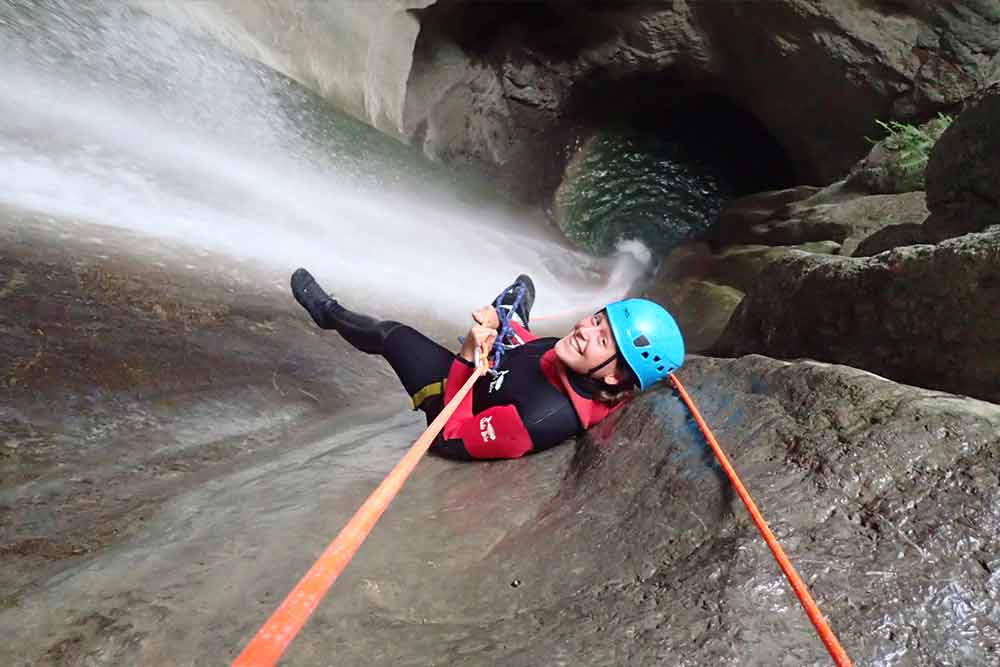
[
  {"xmin": 278, "ymin": 356, "xmax": 999, "ymax": 666},
  {"xmin": 0, "ymin": 210, "xmax": 397, "ymax": 609}
]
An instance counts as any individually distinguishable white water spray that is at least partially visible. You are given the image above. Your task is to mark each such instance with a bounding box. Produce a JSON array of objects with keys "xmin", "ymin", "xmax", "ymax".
[{"xmin": 0, "ymin": 2, "xmax": 648, "ymax": 330}]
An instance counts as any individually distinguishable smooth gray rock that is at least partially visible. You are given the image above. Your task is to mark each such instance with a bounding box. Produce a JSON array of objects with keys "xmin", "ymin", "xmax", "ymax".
[
  {"xmin": 852, "ymin": 222, "xmax": 931, "ymax": 257},
  {"xmin": 714, "ymin": 190, "xmax": 929, "ymax": 253},
  {"xmin": 712, "ymin": 227, "xmax": 1000, "ymax": 405}
]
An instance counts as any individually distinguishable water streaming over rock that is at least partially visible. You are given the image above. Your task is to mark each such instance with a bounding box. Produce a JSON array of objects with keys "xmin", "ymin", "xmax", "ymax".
[{"xmin": 0, "ymin": 0, "xmax": 647, "ymax": 330}]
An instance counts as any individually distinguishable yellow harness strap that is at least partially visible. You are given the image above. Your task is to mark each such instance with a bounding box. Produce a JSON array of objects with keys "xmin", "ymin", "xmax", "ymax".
[{"xmin": 411, "ymin": 379, "xmax": 446, "ymax": 410}]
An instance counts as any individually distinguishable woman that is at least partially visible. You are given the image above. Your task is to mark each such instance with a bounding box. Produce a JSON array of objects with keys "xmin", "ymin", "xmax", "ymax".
[{"xmin": 290, "ymin": 268, "xmax": 684, "ymax": 460}]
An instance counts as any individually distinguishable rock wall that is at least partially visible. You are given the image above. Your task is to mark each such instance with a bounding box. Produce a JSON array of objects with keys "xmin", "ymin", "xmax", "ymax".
[
  {"xmin": 135, "ymin": 0, "xmax": 435, "ymax": 140},
  {"xmin": 925, "ymin": 81, "xmax": 1000, "ymax": 241},
  {"xmin": 692, "ymin": 0, "xmax": 999, "ymax": 181},
  {"xmin": 136, "ymin": 1, "xmax": 1000, "ymax": 204},
  {"xmin": 404, "ymin": 0, "xmax": 1000, "ymax": 200}
]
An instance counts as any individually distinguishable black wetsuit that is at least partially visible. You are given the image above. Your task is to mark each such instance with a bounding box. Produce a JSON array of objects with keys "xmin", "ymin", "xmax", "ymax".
[{"xmin": 290, "ymin": 269, "xmax": 622, "ymax": 460}]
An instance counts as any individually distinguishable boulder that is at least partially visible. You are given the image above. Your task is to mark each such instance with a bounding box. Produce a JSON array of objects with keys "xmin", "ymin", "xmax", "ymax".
[
  {"xmin": 710, "ymin": 186, "xmax": 822, "ymax": 243},
  {"xmin": 644, "ymin": 278, "xmax": 744, "ymax": 354},
  {"xmin": 924, "ymin": 82, "xmax": 1000, "ymax": 241},
  {"xmin": 712, "ymin": 227, "xmax": 1000, "ymax": 404},
  {"xmin": 713, "ymin": 190, "xmax": 929, "ymax": 253},
  {"xmin": 644, "ymin": 241, "xmax": 841, "ymax": 352},
  {"xmin": 696, "ymin": 241, "xmax": 843, "ymax": 293},
  {"xmin": 852, "ymin": 222, "xmax": 930, "ymax": 257}
]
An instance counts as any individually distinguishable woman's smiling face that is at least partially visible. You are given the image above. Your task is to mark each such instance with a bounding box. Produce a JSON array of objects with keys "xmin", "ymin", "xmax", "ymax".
[{"xmin": 554, "ymin": 310, "xmax": 622, "ymax": 384}]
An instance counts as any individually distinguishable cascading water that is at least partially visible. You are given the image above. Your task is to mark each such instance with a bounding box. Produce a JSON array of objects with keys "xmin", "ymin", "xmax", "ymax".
[{"xmin": 0, "ymin": 0, "xmax": 646, "ymax": 331}]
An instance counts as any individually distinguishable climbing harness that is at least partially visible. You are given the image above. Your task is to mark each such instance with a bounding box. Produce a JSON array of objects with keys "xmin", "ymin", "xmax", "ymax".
[
  {"xmin": 490, "ymin": 282, "xmax": 527, "ymax": 371},
  {"xmin": 461, "ymin": 282, "xmax": 528, "ymax": 377},
  {"xmin": 669, "ymin": 373, "xmax": 853, "ymax": 667},
  {"xmin": 232, "ymin": 345, "xmax": 491, "ymax": 667}
]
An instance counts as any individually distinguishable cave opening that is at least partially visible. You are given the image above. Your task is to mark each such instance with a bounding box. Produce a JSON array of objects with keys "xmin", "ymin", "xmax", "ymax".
[
  {"xmin": 411, "ymin": 2, "xmax": 799, "ymax": 254},
  {"xmin": 565, "ymin": 70, "xmax": 797, "ymax": 196},
  {"xmin": 555, "ymin": 73, "xmax": 798, "ymax": 255}
]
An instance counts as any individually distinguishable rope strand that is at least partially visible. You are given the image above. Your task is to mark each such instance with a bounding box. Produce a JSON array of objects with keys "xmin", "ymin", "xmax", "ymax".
[
  {"xmin": 232, "ymin": 361, "xmax": 488, "ymax": 667},
  {"xmin": 669, "ymin": 373, "xmax": 853, "ymax": 667},
  {"xmin": 490, "ymin": 284, "xmax": 526, "ymax": 371}
]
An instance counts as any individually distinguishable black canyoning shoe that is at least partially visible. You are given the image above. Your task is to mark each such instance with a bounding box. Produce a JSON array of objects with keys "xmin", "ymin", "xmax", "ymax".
[
  {"xmin": 290, "ymin": 267, "xmax": 401, "ymax": 353},
  {"xmin": 291, "ymin": 268, "xmax": 339, "ymax": 329},
  {"xmin": 493, "ymin": 274, "xmax": 535, "ymax": 328}
]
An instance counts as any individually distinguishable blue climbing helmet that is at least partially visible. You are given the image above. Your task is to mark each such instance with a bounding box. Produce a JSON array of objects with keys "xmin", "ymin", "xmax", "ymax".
[{"xmin": 605, "ymin": 298, "xmax": 685, "ymax": 390}]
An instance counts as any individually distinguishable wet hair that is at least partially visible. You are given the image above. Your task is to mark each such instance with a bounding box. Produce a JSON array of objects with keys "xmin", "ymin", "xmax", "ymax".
[
  {"xmin": 585, "ymin": 308, "xmax": 639, "ymax": 405},
  {"xmin": 593, "ymin": 360, "xmax": 639, "ymax": 405}
]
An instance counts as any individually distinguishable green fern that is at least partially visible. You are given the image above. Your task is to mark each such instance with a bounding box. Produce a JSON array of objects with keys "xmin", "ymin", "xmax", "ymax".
[{"xmin": 871, "ymin": 113, "xmax": 953, "ymax": 178}]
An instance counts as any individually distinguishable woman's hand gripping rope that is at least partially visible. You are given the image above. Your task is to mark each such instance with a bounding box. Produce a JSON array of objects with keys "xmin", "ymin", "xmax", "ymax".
[
  {"xmin": 471, "ymin": 304, "xmax": 500, "ymax": 329},
  {"xmin": 462, "ymin": 324, "xmax": 498, "ymax": 369},
  {"xmin": 467, "ymin": 281, "xmax": 527, "ymax": 373}
]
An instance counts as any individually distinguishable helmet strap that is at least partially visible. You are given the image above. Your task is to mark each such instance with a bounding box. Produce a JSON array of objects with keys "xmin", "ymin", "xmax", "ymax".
[{"xmin": 587, "ymin": 352, "xmax": 619, "ymax": 379}]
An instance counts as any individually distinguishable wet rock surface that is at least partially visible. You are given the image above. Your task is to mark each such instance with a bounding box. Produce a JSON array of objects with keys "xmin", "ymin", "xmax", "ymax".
[
  {"xmin": 5, "ymin": 6, "xmax": 997, "ymax": 667},
  {"xmin": 478, "ymin": 355, "xmax": 999, "ymax": 666},
  {"xmin": 0, "ymin": 210, "xmax": 397, "ymax": 611},
  {"xmin": 136, "ymin": 0, "xmax": 436, "ymax": 140},
  {"xmin": 0, "ymin": 211, "xmax": 576, "ymax": 664},
  {"xmin": 272, "ymin": 356, "xmax": 1000, "ymax": 666}
]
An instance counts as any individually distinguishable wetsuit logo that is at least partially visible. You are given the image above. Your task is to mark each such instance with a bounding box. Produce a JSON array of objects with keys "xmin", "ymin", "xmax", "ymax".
[
  {"xmin": 488, "ymin": 370, "xmax": 509, "ymax": 393},
  {"xmin": 479, "ymin": 416, "xmax": 496, "ymax": 442}
]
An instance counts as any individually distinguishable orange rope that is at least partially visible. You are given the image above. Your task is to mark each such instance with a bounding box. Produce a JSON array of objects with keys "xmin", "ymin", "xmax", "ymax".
[
  {"xmin": 669, "ymin": 373, "xmax": 853, "ymax": 666},
  {"xmin": 232, "ymin": 362, "xmax": 487, "ymax": 667}
]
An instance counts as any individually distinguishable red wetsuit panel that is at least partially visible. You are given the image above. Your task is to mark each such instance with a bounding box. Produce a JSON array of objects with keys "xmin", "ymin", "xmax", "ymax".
[
  {"xmin": 435, "ymin": 323, "xmax": 623, "ymax": 460},
  {"xmin": 440, "ymin": 357, "xmax": 534, "ymax": 459}
]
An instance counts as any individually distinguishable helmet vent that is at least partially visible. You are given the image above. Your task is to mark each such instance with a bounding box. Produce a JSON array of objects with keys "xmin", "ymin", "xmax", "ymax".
[
  {"xmin": 633, "ymin": 335, "xmax": 650, "ymax": 347},
  {"xmin": 657, "ymin": 365, "xmax": 664, "ymax": 372},
  {"xmin": 653, "ymin": 355, "xmax": 661, "ymax": 363},
  {"xmin": 641, "ymin": 351, "xmax": 650, "ymax": 359}
]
